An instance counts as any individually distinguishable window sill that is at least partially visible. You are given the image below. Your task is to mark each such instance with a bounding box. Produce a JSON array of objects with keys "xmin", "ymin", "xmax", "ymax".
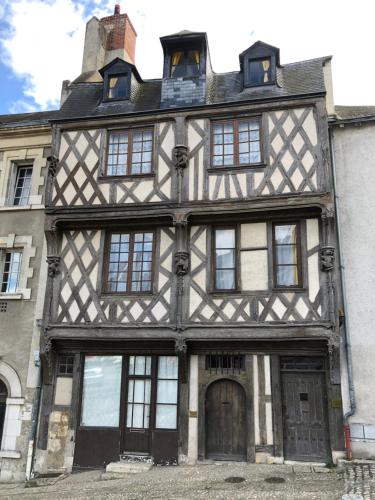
[
  {"xmin": 0, "ymin": 450, "xmax": 21, "ymax": 459},
  {"xmin": 0, "ymin": 293, "xmax": 23, "ymax": 300},
  {"xmin": 101, "ymin": 292, "xmax": 154, "ymax": 299},
  {"xmin": 98, "ymin": 173, "xmax": 156, "ymax": 182},
  {"xmin": 207, "ymin": 163, "xmax": 266, "ymax": 174},
  {"xmin": 272, "ymin": 287, "xmax": 306, "ymax": 293}
]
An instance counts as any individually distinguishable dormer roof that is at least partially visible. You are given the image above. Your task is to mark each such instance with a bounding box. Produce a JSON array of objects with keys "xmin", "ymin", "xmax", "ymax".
[
  {"xmin": 239, "ymin": 41, "xmax": 280, "ymax": 67},
  {"xmin": 98, "ymin": 57, "xmax": 142, "ymax": 83}
]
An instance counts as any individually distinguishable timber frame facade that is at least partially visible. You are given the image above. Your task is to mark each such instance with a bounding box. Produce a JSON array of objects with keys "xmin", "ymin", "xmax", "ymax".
[{"xmin": 35, "ymin": 18, "xmax": 345, "ymax": 471}]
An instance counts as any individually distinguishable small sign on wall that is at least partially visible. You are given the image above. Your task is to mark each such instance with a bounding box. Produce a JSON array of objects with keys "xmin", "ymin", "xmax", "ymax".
[
  {"xmin": 331, "ymin": 399, "xmax": 342, "ymax": 409},
  {"xmin": 189, "ymin": 410, "xmax": 198, "ymax": 418}
]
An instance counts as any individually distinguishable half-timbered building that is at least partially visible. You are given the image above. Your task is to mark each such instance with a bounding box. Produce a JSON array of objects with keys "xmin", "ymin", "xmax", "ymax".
[{"xmin": 35, "ymin": 6, "xmax": 345, "ymax": 472}]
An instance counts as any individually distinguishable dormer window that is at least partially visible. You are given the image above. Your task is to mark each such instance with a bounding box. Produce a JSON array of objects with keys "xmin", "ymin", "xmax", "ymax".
[
  {"xmin": 248, "ymin": 58, "xmax": 271, "ymax": 85},
  {"xmin": 99, "ymin": 58, "xmax": 142, "ymax": 103},
  {"xmin": 108, "ymin": 74, "xmax": 128, "ymax": 99},
  {"xmin": 240, "ymin": 41, "xmax": 279, "ymax": 88},
  {"xmin": 170, "ymin": 49, "xmax": 200, "ymax": 77}
]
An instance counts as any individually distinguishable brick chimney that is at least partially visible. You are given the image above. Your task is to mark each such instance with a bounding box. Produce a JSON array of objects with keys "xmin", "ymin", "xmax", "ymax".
[{"xmin": 81, "ymin": 4, "xmax": 137, "ymax": 75}]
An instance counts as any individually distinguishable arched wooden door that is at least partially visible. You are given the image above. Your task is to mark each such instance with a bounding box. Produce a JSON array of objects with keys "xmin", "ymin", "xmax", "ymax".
[{"xmin": 205, "ymin": 379, "xmax": 246, "ymax": 461}]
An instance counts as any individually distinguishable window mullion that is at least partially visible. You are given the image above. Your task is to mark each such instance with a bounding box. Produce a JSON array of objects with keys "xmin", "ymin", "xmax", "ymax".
[
  {"xmin": 127, "ymin": 131, "xmax": 133, "ymax": 175},
  {"xmin": 234, "ymin": 121, "xmax": 239, "ymax": 166},
  {"xmin": 128, "ymin": 232, "xmax": 134, "ymax": 292}
]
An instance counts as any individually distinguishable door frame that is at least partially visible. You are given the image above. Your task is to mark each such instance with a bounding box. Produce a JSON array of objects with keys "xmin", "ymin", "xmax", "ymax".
[
  {"xmin": 197, "ymin": 354, "xmax": 255, "ymax": 462},
  {"xmin": 278, "ymin": 355, "xmax": 332, "ymax": 463},
  {"xmin": 205, "ymin": 378, "xmax": 247, "ymax": 461}
]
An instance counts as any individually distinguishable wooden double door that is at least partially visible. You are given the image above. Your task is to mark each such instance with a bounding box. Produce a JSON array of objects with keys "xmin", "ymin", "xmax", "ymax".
[
  {"xmin": 281, "ymin": 367, "xmax": 330, "ymax": 462},
  {"xmin": 205, "ymin": 379, "xmax": 247, "ymax": 461}
]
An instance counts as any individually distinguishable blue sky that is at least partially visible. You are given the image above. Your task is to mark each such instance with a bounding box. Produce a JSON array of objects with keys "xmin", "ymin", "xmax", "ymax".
[{"xmin": 1, "ymin": 0, "xmax": 375, "ymax": 116}]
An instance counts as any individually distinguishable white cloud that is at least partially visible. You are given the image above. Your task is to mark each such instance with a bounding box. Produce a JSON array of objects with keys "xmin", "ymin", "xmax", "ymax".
[
  {"xmin": 1, "ymin": 0, "xmax": 90, "ymax": 109},
  {"xmin": 1, "ymin": 0, "xmax": 375, "ymax": 109},
  {"xmin": 8, "ymin": 99, "xmax": 38, "ymax": 114}
]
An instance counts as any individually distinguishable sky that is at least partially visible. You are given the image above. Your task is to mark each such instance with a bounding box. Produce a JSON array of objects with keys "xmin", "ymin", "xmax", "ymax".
[{"xmin": 0, "ymin": 0, "xmax": 375, "ymax": 115}]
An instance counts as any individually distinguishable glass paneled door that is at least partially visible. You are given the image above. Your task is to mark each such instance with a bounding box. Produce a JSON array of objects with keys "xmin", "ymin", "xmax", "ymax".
[
  {"xmin": 122, "ymin": 355, "xmax": 179, "ymax": 456},
  {"xmin": 123, "ymin": 356, "xmax": 153, "ymax": 454}
]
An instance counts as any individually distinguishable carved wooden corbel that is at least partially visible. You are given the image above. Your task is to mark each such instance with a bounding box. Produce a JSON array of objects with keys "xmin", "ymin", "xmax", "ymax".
[
  {"xmin": 47, "ymin": 256, "xmax": 61, "ymax": 278},
  {"xmin": 174, "ymin": 251, "xmax": 189, "ymax": 277},
  {"xmin": 320, "ymin": 246, "xmax": 335, "ymax": 272},
  {"xmin": 173, "ymin": 145, "xmax": 189, "ymax": 171},
  {"xmin": 47, "ymin": 155, "xmax": 59, "ymax": 177}
]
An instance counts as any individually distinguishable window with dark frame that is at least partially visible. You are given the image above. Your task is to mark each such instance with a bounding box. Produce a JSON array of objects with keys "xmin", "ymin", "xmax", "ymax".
[
  {"xmin": 106, "ymin": 129, "xmax": 153, "ymax": 176},
  {"xmin": 273, "ymin": 223, "xmax": 301, "ymax": 288},
  {"xmin": 214, "ymin": 228, "xmax": 237, "ymax": 291},
  {"xmin": 155, "ymin": 356, "xmax": 178, "ymax": 429},
  {"xmin": 13, "ymin": 166, "xmax": 32, "ymax": 205},
  {"xmin": 105, "ymin": 231, "xmax": 154, "ymax": 293},
  {"xmin": 58, "ymin": 355, "xmax": 74, "ymax": 376},
  {"xmin": 107, "ymin": 74, "xmax": 128, "ymax": 100},
  {"xmin": 1, "ymin": 251, "xmax": 22, "ymax": 293},
  {"xmin": 211, "ymin": 118, "xmax": 262, "ymax": 168},
  {"xmin": 170, "ymin": 49, "xmax": 200, "ymax": 77},
  {"xmin": 248, "ymin": 58, "xmax": 272, "ymax": 86}
]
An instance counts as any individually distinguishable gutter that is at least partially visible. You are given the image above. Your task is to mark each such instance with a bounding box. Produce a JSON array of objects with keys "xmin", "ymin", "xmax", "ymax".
[
  {"xmin": 328, "ymin": 127, "xmax": 356, "ymax": 422},
  {"xmin": 25, "ymin": 364, "xmax": 43, "ymax": 481}
]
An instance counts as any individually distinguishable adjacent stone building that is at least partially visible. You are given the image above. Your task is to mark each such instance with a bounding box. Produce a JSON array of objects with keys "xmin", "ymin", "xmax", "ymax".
[
  {"xmin": 0, "ymin": 111, "xmax": 55, "ymax": 481},
  {"xmin": 31, "ymin": 5, "xmax": 346, "ymax": 474},
  {"xmin": 330, "ymin": 106, "xmax": 375, "ymax": 459}
]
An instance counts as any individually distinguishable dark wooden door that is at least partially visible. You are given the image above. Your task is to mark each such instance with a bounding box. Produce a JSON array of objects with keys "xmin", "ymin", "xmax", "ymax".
[
  {"xmin": 281, "ymin": 372, "xmax": 330, "ymax": 462},
  {"xmin": 205, "ymin": 379, "xmax": 246, "ymax": 460}
]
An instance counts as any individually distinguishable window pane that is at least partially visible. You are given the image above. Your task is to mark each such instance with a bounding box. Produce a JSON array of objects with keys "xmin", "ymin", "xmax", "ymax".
[
  {"xmin": 108, "ymin": 75, "xmax": 128, "ymax": 99},
  {"xmin": 216, "ymin": 249, "xmax": 235, "ymax": 268},
  {"xmin": 215, "ymin": 229, "xmax": 235, "ymax": 249},
  {"xmin": 249, "ymin": 59, "xmax": 271, "ymax": 85},
  {"xmin": 276, "ymin": 245, "xmax": 297, "ymax": 265},
  {"xmin": 275, "ymin": 225, "xmax": 297, "ymax": 244},
  {"xmin": 276, "ymin": 265, "xmax": 298, "ymax": 286},
  {"xmin": 1, "ymin": 252, "xmax": 22, "ymax": 293},
  {"xmin": 107, "ymin": 132, "xmax": 128, "ymax": 175},
  {"xmin": 157, "ymin": 380, "xmax": 178, "ymax": 404},
  {"xmin": 13, "ymin": 167, "xmax": 32, "ymax": 206},
  {"xmin": 80, "ymin": 356, "xmax": 122, "ymax": 427},
  {"xmin": 158, "ymin": 356, "xmax": 178, "ymax": 379},
  {"xmin": 155, "ymin": 405, "xmax": 177, "ymax": 429},
  {"xmin": 216, "ymin": 269, "xmax": 235, "ymax": 289},
  {"xmin": 129, "ymin": 356, "xmax": 152, "ymax": 375}
]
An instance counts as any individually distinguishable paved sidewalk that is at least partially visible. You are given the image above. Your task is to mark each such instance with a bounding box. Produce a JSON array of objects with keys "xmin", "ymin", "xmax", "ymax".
[{"xmin": 0, "ymin": 463, "xmax": 346, "ymax": 500}]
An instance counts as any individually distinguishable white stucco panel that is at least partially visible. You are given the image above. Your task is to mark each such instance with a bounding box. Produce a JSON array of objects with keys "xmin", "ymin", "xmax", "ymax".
[
  {"xmin": 241, "ymin": 250, "xmax": 268, "ymax": 291},
  {"xmin": 241, "ymin": 223, "xmax": 267, "ymax": 248}
]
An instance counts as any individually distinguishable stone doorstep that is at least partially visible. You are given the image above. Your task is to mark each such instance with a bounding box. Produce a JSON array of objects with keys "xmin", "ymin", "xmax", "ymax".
[{"xmin": 103, "ymin": 461, "xmax": 153, "ymax": 477}]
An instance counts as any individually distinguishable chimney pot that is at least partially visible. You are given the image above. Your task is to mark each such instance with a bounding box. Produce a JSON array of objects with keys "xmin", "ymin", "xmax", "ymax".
[{"xmin": 114, "ymin": 4, "xmax": 120, "ymax": 15}]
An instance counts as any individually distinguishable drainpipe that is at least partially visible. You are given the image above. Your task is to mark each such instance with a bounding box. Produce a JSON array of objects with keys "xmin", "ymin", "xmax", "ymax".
[
  {"xmin": 25, "ymin": 362, "xmax": 43, "ymax": 481},
  {"xmin": 328, "ymin": 126, "xmax": 356, "ymax": 458}
]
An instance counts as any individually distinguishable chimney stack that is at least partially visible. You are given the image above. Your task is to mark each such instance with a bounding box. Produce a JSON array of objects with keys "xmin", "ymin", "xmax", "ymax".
[{"xmin": 81, "ymin": 4, "xmax": 137, "ymax": 75}]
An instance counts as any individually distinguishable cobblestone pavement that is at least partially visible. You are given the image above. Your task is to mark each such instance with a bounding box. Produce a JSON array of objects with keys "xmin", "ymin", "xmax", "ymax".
[
  {"xmin": 0, "ymin": 463, "xmax": 347, "ymax": 500},
  {"xmin": 343, "ymin": 462, "xmax": 375, "ymax": 499}
]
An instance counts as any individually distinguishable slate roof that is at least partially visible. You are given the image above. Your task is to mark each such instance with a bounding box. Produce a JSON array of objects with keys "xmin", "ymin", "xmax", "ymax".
[
  {"xmin": 54, "ymin": 56, "xmax": 328, "ymax": 122},
  {"xmin": 0, "ymin": 110, "xmax": 59, "ymax": 129},
  {"xmin": 333, "ymin": 105, "xmax": 375, "ymax": 121},
  {"xmin": 0, "ymin": 55, "xmax": 329, "ymax": 126}
]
